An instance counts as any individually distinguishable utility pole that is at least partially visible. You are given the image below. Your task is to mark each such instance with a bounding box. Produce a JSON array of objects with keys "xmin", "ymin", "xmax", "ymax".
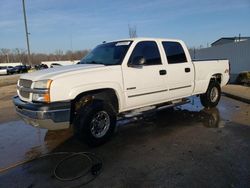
[
  {"xmin": 6, "ymin": 53, "xmax": 9, "ymax": 63},
  {"xmin": 193, "ymin": 47, "xmax": 196, "ymax": 59},
  {"xmin": 22, "ymin": 0, "xmax": 31, "ymax": 65}
]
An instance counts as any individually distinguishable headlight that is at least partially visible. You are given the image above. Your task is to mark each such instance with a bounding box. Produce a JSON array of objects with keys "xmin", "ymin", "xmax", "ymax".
[
  {"xmin": 33, "ymin": 79, "xmax": 52, "ymax": 89},
  {"xmin": 32, "ymin": 80, "xmax": 52, "ymax": 103}
]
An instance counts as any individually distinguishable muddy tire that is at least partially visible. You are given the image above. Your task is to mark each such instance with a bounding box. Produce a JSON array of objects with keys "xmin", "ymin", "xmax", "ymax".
[
  {"xmin": 200, "ymin": 82, "xmax": 221, "ymax": 108},
  {"xmin": 73, "ymin": 100, "xmax": 117, "ymax": 147}
]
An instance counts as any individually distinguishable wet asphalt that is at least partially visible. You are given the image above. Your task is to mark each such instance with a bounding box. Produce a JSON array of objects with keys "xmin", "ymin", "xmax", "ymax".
[{"xmin": 0, "ymin": 96, "xmax": 249, "ymax": 188}]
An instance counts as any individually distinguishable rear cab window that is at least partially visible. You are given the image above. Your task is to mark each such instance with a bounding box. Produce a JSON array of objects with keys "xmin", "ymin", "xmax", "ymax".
[{"xmin": 162, "ymin": 41, "xmax": 187, "ymax": 64}]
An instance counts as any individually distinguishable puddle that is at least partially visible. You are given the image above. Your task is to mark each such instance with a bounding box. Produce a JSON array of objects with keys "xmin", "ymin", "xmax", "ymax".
[
  {"xmin": 0, "ymin": 120, "xmax": 72, "ymax": 170},
  {"xmin": 117, "ymin": 97, "xmax": 226, "ymax": 129}
]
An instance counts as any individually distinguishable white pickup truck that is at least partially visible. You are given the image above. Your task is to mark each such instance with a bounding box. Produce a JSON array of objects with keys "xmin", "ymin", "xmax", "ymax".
[{"xmin": 13, "ymin": 38, "xmax": 230, "ymax": 146}]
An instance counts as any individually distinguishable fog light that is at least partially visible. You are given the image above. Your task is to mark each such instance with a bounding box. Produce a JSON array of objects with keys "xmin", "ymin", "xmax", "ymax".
[{"xmin": 32, "ymin": 93, "xmax": 50, "ymax": 103}]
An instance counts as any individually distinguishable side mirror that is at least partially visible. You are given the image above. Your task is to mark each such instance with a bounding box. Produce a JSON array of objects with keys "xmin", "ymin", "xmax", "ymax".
[{"xmin": 129, "ymin": 56, "xmax": 146, "ymax": 67}]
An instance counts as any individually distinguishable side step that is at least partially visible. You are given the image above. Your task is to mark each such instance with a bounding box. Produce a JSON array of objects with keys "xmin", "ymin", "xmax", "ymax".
[{"xmin": 120, "ymin": 98, "xmax": 190, "ymax": 118}]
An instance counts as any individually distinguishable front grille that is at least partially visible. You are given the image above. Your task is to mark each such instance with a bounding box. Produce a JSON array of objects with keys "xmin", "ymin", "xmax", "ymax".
[
  {"xmin": 20, "ymin": 90, "xmax": 30, "ymax": 98},
  {"xmin": 18, "ymin": 79, "xmax": 32, "ymax": 101},
  {"xmin": 19, "ymin": 79, "xmax": 32, "ymax": 88}
]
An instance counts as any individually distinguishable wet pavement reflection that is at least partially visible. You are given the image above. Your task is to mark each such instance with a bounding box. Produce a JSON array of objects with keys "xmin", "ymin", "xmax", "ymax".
[
  {"xmin": 0, "ymin": 121, "xmax": 73, "ymax": 169},
  {"xmin": 117, "ymin": 96, "xmax": 225, "ymax": 129},
  {"xmin": 0, "ymin": 96, "xmax": 248, "ymax": 171}
]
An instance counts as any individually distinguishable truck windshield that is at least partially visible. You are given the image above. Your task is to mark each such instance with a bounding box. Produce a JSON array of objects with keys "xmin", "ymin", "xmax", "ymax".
[{"xmin": 79, "ymin": 41, "xmax": 132, "ymax": 65}]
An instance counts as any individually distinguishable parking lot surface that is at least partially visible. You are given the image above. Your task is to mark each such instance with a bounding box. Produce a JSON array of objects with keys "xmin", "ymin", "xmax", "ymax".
[{"xmin": 0, "ymin": 85, "xmax": 249, "ymax": 188}]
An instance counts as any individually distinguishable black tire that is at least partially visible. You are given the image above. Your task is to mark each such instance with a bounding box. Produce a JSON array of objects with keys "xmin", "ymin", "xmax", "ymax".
[
  {"xmin": 73, "ymin": 100, "xmax": 117, "ymax": 147},
  {"xmin": 200, "ymin": 82, "xmax": 221, "ymax": 108}
]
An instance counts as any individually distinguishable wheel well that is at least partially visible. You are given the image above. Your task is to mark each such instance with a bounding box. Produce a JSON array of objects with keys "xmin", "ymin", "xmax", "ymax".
[
  {"xmin": 70, "ymin": 89, "xmax": 119, "ymax": 123},
  {"xmin": 210, "ymin": 74, "xmax": 222, "ymax": 84}
]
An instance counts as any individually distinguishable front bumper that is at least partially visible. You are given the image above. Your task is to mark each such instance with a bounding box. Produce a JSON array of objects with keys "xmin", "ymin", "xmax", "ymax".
[{"xmin": 13, "ymin": 96, "xmax": 71, "ymax": 130}]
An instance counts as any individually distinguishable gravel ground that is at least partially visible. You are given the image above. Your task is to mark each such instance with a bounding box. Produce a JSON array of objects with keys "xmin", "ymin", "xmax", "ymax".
[
  {"xmin": 222, "ymin": 84, "xmax": 250, "ymax": 103},
  {"xmin": 0, "ymin": 74, "xmax": 20, "ymax": 87},
  {"xmin": 0, "ymin": 84, "xmax": 19, "ymax": 123}
]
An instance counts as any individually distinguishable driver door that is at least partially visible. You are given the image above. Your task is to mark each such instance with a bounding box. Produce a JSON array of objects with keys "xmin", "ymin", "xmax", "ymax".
[{"xmin": 122, "ymin": 41, "xmax": 168, "ymax": 110}]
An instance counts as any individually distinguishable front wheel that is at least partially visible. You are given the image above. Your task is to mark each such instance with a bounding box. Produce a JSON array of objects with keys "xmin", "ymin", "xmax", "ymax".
[
  {"xmin": 73, "ymin": 100, "xmax": 117, "ymax": 147},
  {"xmin": 200, "ymin": 82, "xmax": 221, "ymax": 108}
]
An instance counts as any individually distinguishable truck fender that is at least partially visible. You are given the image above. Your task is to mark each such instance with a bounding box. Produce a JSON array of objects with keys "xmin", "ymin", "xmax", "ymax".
[{"xmin": 68, "ymin": 83, "xmax": 124, "ymax": 111}]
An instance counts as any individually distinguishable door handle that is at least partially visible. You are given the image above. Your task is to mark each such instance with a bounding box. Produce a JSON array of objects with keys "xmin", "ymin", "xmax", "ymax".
[
  {"xmin": 159, "ymin": 70, "xmax": 167, "ymax": 75},
  {"xmin": 185, "ymin": 68, "xmax": 191, "ymax": 73}
]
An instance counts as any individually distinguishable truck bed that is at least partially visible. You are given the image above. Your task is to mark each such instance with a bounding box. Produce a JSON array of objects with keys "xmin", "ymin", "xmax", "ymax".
[{"xmin": 192, "ymin": 59, "xmax": 230, "ymax": 95}]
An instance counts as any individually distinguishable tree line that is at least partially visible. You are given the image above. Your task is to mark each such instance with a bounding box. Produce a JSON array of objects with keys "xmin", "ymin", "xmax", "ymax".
[{"xmin": 0, "ymin": 48, "xmax": 90, "ymax": 65}]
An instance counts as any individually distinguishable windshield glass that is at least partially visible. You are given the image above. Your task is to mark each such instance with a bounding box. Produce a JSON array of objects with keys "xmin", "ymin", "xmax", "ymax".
[{"xmin": 79, "ymin": 41, "xmax": 132, "ymax": 65}]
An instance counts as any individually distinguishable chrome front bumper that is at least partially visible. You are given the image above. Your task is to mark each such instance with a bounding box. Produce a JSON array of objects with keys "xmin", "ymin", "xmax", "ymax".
[{"xmin": 13, "ymin": 96, "xmax": 71, "ymax": 130}]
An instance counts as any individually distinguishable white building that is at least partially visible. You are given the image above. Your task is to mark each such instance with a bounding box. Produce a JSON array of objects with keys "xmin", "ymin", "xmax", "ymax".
[
  {"xmin": 191, "ymin": 37, "xmax": 250, "ymax": 82},
  {"xmin": 0, "ymin": 62, "xmax": 23, "ymax": 67},
  {"xmin": 211, "ymin": 37, "xmax": 250, "ymax": 46}
]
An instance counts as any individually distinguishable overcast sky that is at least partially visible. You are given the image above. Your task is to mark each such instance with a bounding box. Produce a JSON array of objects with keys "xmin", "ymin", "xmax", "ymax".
[{"xmin": 0, "ymin": 0, "xmax": 250, "ymax": 53}]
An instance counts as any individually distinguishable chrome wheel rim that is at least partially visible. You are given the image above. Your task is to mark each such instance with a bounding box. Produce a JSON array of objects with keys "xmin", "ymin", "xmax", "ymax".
[
  {"xmin": 210, "ymin": 87, "xmax": 219, "ymax": 102},
  {"xmin": 90, "ymin": 111, "xmax": 110, "ymax": 138}
]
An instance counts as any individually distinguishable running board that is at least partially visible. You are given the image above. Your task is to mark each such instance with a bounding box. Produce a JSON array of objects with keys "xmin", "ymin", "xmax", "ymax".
[{"xmin": 120, "ymin": 98, "xmax": 190, "ymax": 118}]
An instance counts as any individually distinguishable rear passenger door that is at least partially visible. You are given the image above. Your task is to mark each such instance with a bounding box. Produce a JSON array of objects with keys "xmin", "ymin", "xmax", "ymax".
[{"xmin": 162, "ymin": 41, "xmax": 194, "ymax": 100}]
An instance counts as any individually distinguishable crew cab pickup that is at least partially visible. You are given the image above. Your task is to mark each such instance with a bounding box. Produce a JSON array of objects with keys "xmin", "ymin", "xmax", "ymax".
[{"xmin": 13, "ymin": 38, "xmax": 230, "ymax": 146}]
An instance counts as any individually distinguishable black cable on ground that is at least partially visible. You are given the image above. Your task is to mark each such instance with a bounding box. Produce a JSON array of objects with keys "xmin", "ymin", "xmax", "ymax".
[{"xmin": 0, "ymin": 151, "xmax": 103, "ymax": 187}]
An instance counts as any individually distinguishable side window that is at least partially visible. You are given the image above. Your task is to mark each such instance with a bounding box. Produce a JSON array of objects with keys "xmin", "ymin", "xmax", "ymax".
[
  {"xmin": 129, "ymin": 41, "xmax": 162, "ymax": 65},
  {"xmin": 162, "ymin": 42, "xmax": 187, "ymax": 64}
]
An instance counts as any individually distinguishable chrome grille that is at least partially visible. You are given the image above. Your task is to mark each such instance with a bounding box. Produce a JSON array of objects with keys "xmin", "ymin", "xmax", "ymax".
[
  {"xmin": 19, "ymin": 79, "xmax": 32, "ymax": 88},
  {"xmin": 20, "ymin": 90, "xmax": 30, "ymax": 98},
  {"xmin": 18, "ymin": 79, "xmax": 32, "ymax": 101}
]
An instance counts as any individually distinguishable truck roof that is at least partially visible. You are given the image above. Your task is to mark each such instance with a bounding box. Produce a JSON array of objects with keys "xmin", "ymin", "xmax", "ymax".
[{"xmin": 108, "ymin": 37, "xmax": 184, "ymax": 43}]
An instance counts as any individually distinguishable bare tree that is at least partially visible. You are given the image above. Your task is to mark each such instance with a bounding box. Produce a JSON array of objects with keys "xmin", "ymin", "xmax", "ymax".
[
  {"xmin": 0, "ymin": 48, "xmax": 11, "ymax": 63},
  {"xmin": 54, "ymin": 49, "xmax": 64, "ymax": 61},
  {"xmin": 128, "ymin": 24, "xmax": 137, "ymax": 38},
  {"xmin": 0, "ymin": 48, "xmax": 90, "ymax": 65}
]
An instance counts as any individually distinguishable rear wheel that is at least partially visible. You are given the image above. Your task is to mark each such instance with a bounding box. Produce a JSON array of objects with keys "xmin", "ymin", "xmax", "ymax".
[
  {"xmin": 73, "ymin": 100, "xmax": 117, "ymax": 147},
  {"xmin": 200, "ymin": 82, "xmax": 221, "ymax": 108}
]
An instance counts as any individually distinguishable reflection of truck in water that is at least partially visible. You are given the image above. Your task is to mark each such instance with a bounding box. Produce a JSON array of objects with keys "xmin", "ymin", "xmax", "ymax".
[{"xmin": 13, "ymin": 38, "xmax": 230, "ymax": 146}]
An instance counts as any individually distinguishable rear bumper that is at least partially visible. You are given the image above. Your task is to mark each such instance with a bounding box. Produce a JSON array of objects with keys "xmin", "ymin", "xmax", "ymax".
[{"xmin": 13, "ymin": 96, "xmax": 71, "ymax": 130}]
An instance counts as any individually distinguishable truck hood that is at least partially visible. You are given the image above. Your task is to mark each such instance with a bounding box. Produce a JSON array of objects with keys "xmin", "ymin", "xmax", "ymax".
[{"xmin": 20, "ymin": 64, "xmax": 105, "ymax": 81}]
